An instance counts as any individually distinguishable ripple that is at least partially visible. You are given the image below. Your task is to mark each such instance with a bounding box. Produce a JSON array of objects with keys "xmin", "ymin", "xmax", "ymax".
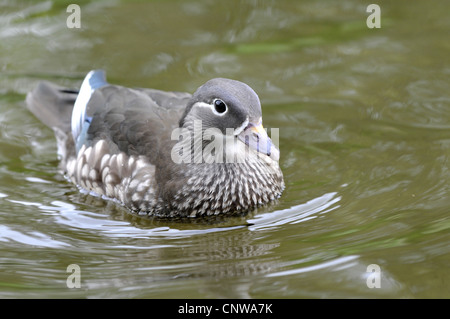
[
  {"xmin": 15, "ymin": 192, "xmax": 342, "ymax": 245},
  {"xmin": 46, "ymin": 200, "xmax": 246, "ymax": 240},
  {"xmin": 0, "ymin": 1, "xmax": 55, "ymax": 38},
  {"xmin": 248, "ymin": 192, "xmax": 341, "ymax": 231},
  {"xmin": 187, "ymin": 52, "xmax": 242, "ymax": 77},
  {"xmin": 0, "ymin": 224, "xmax": 70, "ymax": 248},
  {"xmin": 266, "ymin": 255, "xmax": 359, "ymax": 277}
]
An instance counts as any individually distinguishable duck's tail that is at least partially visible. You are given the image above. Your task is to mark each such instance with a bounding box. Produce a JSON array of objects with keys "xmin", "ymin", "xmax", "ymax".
[
  {"xmin": 26, "ymin": 81, "xmax": 78, "ymax": 133},
  {"xmin": 26, "ymin": 70, "xmax": 107, "ymax": 134},
  {"xmin": 27, "ymin": 81, "xmax": 79, "ymax": 164},
  {"xmin": 26, "ymin": 70, "xmax": 107, "ymax": 164}
]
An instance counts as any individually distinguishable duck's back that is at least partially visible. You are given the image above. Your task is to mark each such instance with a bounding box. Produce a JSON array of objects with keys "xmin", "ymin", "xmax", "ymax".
[{"xmin": 84, "ymin": 84, "xmax": 191, "ymax": 163}]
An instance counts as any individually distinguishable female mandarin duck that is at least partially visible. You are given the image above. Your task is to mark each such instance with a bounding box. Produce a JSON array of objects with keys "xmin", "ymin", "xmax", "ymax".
[{"xmin": 26, "ymin": 70, "xmax": 284, "ymax": 217}]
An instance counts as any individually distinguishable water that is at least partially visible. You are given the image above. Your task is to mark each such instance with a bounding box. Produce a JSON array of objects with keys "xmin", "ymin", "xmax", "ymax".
[{"xmin": 0, "ymin": 0, "xmax": 449, "ymax": 298}]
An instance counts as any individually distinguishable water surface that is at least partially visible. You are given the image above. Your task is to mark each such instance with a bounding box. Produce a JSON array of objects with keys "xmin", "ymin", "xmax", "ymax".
[{"xmin": 0, "ymin": 0, "xmax": 449, "ymax": 298}]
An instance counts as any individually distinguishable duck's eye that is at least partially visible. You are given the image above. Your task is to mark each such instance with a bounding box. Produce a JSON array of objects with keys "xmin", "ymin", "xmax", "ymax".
[{"xmin": 213, "ymin": 99, "xmax": 227, "ymax": 114}]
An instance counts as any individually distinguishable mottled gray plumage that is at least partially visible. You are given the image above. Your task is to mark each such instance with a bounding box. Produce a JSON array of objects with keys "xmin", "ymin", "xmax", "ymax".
[{"xmin": 26, "ymin": 70, "xmax": 284, "ymax": 217}]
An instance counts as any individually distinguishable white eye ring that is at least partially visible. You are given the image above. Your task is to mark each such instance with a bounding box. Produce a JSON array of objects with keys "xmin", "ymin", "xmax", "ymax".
[
  {"xmin": 193, "ymin": 100, "xmax": 228, "ymax": 116},
  {"xmin": 212, "ymin": 98, "xmax": 228, "ymax": 115}
]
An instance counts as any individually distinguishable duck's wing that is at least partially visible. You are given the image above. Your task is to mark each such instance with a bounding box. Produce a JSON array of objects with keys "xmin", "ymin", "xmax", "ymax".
[{"xmin": 71, "ymin": 71, "xmax": 191, "ymax": 165}]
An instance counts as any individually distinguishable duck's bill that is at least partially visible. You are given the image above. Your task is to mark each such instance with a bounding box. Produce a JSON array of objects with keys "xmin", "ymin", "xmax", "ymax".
[{"xmin": 237, "ymin": 122, "xmax": 280, "ymax": 161}]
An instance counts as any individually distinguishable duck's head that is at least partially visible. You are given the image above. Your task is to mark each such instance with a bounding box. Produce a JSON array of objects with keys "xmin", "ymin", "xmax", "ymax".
[{"xmin": 179, "ymin": 78, "xmax": 279, "ymax": 162}]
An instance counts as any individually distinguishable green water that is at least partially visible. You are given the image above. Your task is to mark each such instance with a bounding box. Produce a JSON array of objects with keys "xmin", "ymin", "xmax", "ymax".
[{"xmin": 0, "ymin": 0, "xmax": 449, "ymax": 298}]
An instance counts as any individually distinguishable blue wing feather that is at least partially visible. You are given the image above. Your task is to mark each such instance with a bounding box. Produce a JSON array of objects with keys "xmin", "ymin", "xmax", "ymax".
[{"xmin": 72, "ymin": 70, "xmax": 108, "ymax": 152}]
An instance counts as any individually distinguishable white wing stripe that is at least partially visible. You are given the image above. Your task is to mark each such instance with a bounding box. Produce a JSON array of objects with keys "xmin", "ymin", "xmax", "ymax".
[{"xmin": 71, "ymin": 70, "xmax": 107, "ymax": 146}]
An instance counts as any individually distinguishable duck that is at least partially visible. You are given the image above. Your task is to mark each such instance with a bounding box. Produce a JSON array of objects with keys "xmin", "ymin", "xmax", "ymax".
[{"xmin": 26, "ymin": 70, "xmax": 284, "ymax": 217}]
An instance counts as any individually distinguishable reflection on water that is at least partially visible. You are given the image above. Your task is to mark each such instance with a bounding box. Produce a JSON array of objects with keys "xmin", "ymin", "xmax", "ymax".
[
  {"xmin": 1, "ymin": 191, "xmax": 340, "ymax": 244},
  {"xmin": 248, "ymin": 192, "xmax": 340, "ymax": 231},
  {"xmin": 0, "ymin": 224, "xmax": 69, "ymax": 248},
  {"xmin": 267, "ymin": 255, "xmax": 360, "ymax": 277},
  {"xmin": 1, "ymin": 0, "xmax": 449, "ymax": 298}
]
